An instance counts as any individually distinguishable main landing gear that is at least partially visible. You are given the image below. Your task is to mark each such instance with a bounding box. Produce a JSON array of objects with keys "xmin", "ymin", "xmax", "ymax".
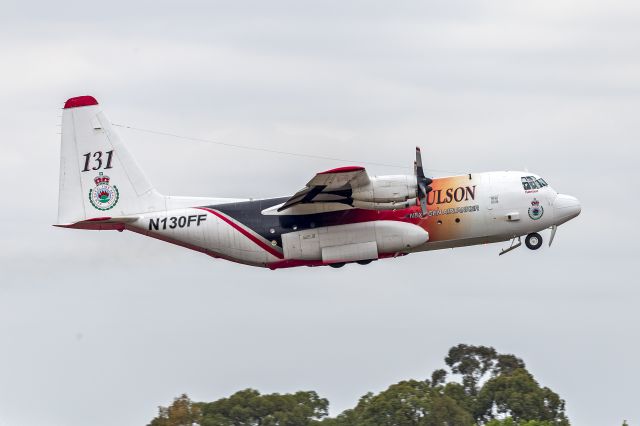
[
  {"xmin": 525, "ymin": 232, "xmax": 543, "ymax": 250},
  {"xmin": 328, "ymin": 259, "xmax": 376, "ymax": 268}
]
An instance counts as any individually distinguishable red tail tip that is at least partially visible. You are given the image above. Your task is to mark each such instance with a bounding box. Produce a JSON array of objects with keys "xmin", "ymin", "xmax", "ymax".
[{"xmin": 64, "ymin": 96, "xmax": 98, "ymax": 109}]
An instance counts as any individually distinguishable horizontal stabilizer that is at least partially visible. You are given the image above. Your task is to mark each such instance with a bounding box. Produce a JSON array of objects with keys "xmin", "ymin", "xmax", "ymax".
[{"xmin": 54, "ymin": 215, "xmax": 140, "ymax": 231}]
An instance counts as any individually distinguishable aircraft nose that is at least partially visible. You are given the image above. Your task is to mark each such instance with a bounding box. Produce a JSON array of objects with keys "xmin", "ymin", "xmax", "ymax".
[{"xmin": 554, "ymin": 194, "xmax": 581, "ymax": 225}]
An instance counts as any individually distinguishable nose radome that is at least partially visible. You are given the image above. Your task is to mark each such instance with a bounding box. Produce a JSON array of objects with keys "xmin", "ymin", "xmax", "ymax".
[{"xmin": 554, "ymin": 194, "xmax": 581, "ymax": 225}]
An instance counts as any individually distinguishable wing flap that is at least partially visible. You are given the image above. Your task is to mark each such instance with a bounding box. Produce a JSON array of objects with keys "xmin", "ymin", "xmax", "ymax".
[{"xmin": 277, "ymin": 166, "xmax": 370, "ymax": 212}]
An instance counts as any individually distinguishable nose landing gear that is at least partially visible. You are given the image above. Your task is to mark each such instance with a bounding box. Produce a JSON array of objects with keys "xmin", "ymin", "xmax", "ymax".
[
  {"xmin": 500, "ymin": 232, "xmax": 545, "ymax": 255},
  {"xmin": 525, "ymin": 232, "xmax": 543, "ymax": 250}
]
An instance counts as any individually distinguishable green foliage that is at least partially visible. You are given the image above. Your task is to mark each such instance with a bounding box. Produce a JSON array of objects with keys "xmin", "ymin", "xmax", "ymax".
[
  {"xmin": 148, "ymin": 390, "xmax": 328, "ymax": 426},
  {"xmin": 197, "ymin": 388, "xmax": 328, "ymax": 426},
  {"xmin": 147, "ymin": 345, "xmax": 571, "ymax": 426},
  {"xmin": 485, "ymin": 419, "xmax": 558, "ymax": 426},
  {"xmin": 431, "ymin": 369, "xmax": 448, "ymax": 387},
  {"xmin": 494, "ymin": 355, "xmax": 526, "ymax": 376},
  {"xmin": 475, "ymin": 368, "xmax": 568, "ymax": 424},
  {"xmin": 445, "ymin": 344, "xmax": 498, "ymax": 396},
  {"xmin": 442, "ymin": 382, "xmax": 475, "ymax": 416},
  {"xmin": 147, "ymin": 394, "xmax": 201, "ymax": 426},
  {"xmin": 324, "ymin": 380, "xmax": 473, "ymax": 426}
]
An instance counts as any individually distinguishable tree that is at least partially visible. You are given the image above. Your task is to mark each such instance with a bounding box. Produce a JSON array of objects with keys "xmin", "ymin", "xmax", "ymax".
[
  {"xmin": 445, "ymin": 344, "xmax": 498, "ymax": 396},
  {"xmin": 148, "ymin": 394, "xmax": 201, "ymax": 426},
  {"xmin": 147, "ymin": 345, "xmax": 571, "ymax": 426},
  {"xmin": 431, "ymin": 369, "xmax": 448, "ymax": 387},
  {"xmin": 148, "ymin": 390, "xmax": 327, "ymax": 426},
  {"xmin": 485, "ymin": 419, "xmax": 559, "ymax": 426},
  {"xmin": 324, "ymin": 380, "xmax": 473, "ymax": 426},
  {"xmin": 475, "ymin": 368, "xmax": 568, "ymax": 425},
  {"xmin": 197, "ymin": 389, "xmax": 328, "ymax": 426}
]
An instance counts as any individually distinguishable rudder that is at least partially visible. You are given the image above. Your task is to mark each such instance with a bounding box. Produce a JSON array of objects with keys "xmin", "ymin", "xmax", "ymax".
[{"xmin": 57, "ymin": 96, "xmax": 165, "ymax": 225}]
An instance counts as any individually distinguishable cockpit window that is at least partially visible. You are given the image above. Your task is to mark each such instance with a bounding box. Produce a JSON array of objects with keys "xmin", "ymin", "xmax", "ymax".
[{"xmin": 522, "ymin": 176, "xmax": 548, "ymax": 190}]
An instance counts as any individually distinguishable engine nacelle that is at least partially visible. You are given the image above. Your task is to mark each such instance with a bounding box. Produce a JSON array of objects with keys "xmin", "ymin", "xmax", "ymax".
[
  {"xmin": 281, "ymin": 220, "xmax": 429, "ymax": 264},
  {"xmin": 351, "ymin": 175, "xmax": 416, "ymax": 203}
]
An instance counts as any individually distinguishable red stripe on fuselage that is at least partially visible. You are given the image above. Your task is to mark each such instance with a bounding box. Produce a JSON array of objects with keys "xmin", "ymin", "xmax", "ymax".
[{"xmin": 196, "ymin": 207, "xmax": 284, "ymax": 259}]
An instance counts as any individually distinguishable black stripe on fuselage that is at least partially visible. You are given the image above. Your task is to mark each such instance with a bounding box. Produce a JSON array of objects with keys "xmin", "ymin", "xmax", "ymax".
[{"xmin": 204, "ymin": 197, "xmax": 385, "ymax": 248}]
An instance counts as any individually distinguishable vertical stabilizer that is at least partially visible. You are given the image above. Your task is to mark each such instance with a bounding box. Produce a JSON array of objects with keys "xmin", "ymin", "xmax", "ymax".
[{"xmin": 57, "ymin": 96, "xmax": 165, "ymax": 224}]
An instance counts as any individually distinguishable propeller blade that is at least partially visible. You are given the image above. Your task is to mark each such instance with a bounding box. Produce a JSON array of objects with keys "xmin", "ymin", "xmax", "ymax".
[
  {"xmin": 415, "ymin": 146, "xmax": 433, "ymax": 216},
  {"xmin": 417, "ymin": 181, "xmax": 428, "ymax": 214},
  {"xmin": 418, "ymin": 181, "xmax": 427, "ymax": 197},
  {"xmin": 420, "ymin": 195, "xmax": 427, "ymax": 216},
  {"xmin": 415, "ymin": 147, "xmax": 425, "ymax": 178},
  {"xmin": 417, "ymin": 179, "xmax": 433, "ymax": 195}
]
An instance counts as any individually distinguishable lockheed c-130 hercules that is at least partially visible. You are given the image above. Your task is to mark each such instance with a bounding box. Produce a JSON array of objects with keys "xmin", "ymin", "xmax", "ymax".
[{"xmin": 56, "ymin": 96, "xmax": 581, "ymax": 269}]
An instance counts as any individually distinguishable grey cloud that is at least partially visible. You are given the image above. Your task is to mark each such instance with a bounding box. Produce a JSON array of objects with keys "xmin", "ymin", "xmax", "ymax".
[{"xmin": 1, "ymin": 1, "xmax": 639, "ymax": 426}]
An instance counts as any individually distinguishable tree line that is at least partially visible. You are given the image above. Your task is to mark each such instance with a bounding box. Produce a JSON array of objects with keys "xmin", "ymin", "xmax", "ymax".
[{"xmin": 147, "ymin": 344, "xmax": 582, "ymax": 426}]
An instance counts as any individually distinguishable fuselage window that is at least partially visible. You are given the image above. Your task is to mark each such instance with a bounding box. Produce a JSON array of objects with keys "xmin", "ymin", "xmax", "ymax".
[
  {"xmin": 527, "ymin": 176, "xmax": 537, "ymax": 189},
  {"xmin": 522, "ymin": 175, "xmax": 546, "ymax": 190}
]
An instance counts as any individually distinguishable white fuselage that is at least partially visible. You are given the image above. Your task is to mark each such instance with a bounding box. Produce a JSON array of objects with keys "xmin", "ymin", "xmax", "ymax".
[{"xmin": 110, "ymin": 171, "xmax": 580, "ymax": 269}]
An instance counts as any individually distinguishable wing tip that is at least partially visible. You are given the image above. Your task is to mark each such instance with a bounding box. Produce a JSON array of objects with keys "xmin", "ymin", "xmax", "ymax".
[{"xmin": 64, "ymin": 95, "xmax": 99, "ymax": 109}]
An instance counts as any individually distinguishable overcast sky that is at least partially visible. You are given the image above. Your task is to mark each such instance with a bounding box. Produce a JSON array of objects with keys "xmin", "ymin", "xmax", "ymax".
[{"xmin": 1, "ymin": 1, "xmax": 639, "ymax": 425}]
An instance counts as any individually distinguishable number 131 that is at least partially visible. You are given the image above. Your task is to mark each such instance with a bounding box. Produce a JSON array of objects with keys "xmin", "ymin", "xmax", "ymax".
[{"xmin": 82, "ymin": 150, "xmax": 114, "ymax": 172}]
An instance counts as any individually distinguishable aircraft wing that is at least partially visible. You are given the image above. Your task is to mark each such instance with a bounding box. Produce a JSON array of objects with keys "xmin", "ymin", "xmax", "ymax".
[{"xmin": 277, "ymin": 166, "xmax": 370, "ymax": 212}]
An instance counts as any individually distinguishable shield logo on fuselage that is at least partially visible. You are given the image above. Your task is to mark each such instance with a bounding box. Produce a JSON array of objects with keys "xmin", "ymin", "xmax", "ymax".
[{"xmin": 528, "ymin": 198, "xmax": 544, "ymax": 220}]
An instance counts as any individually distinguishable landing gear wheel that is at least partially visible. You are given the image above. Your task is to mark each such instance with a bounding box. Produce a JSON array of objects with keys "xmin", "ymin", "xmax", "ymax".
[
  {"xmin": 329, "ymin": 262, "xmax": 345, "ymax": 268},
  {"xmin": 525, "ymin": 232, "xmax": 543, "ymax": 250}
]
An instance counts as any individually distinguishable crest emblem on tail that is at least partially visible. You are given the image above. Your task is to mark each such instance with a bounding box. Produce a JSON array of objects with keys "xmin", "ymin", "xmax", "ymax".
[{"xmin": 89, "ymin": 172, "xmax": 119, "ymax": 210}]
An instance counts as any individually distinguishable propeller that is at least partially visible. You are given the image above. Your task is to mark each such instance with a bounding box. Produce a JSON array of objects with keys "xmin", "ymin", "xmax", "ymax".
[{"xmin": 414, "ymin": 147, "xmax": 433, "ymax": 216}]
